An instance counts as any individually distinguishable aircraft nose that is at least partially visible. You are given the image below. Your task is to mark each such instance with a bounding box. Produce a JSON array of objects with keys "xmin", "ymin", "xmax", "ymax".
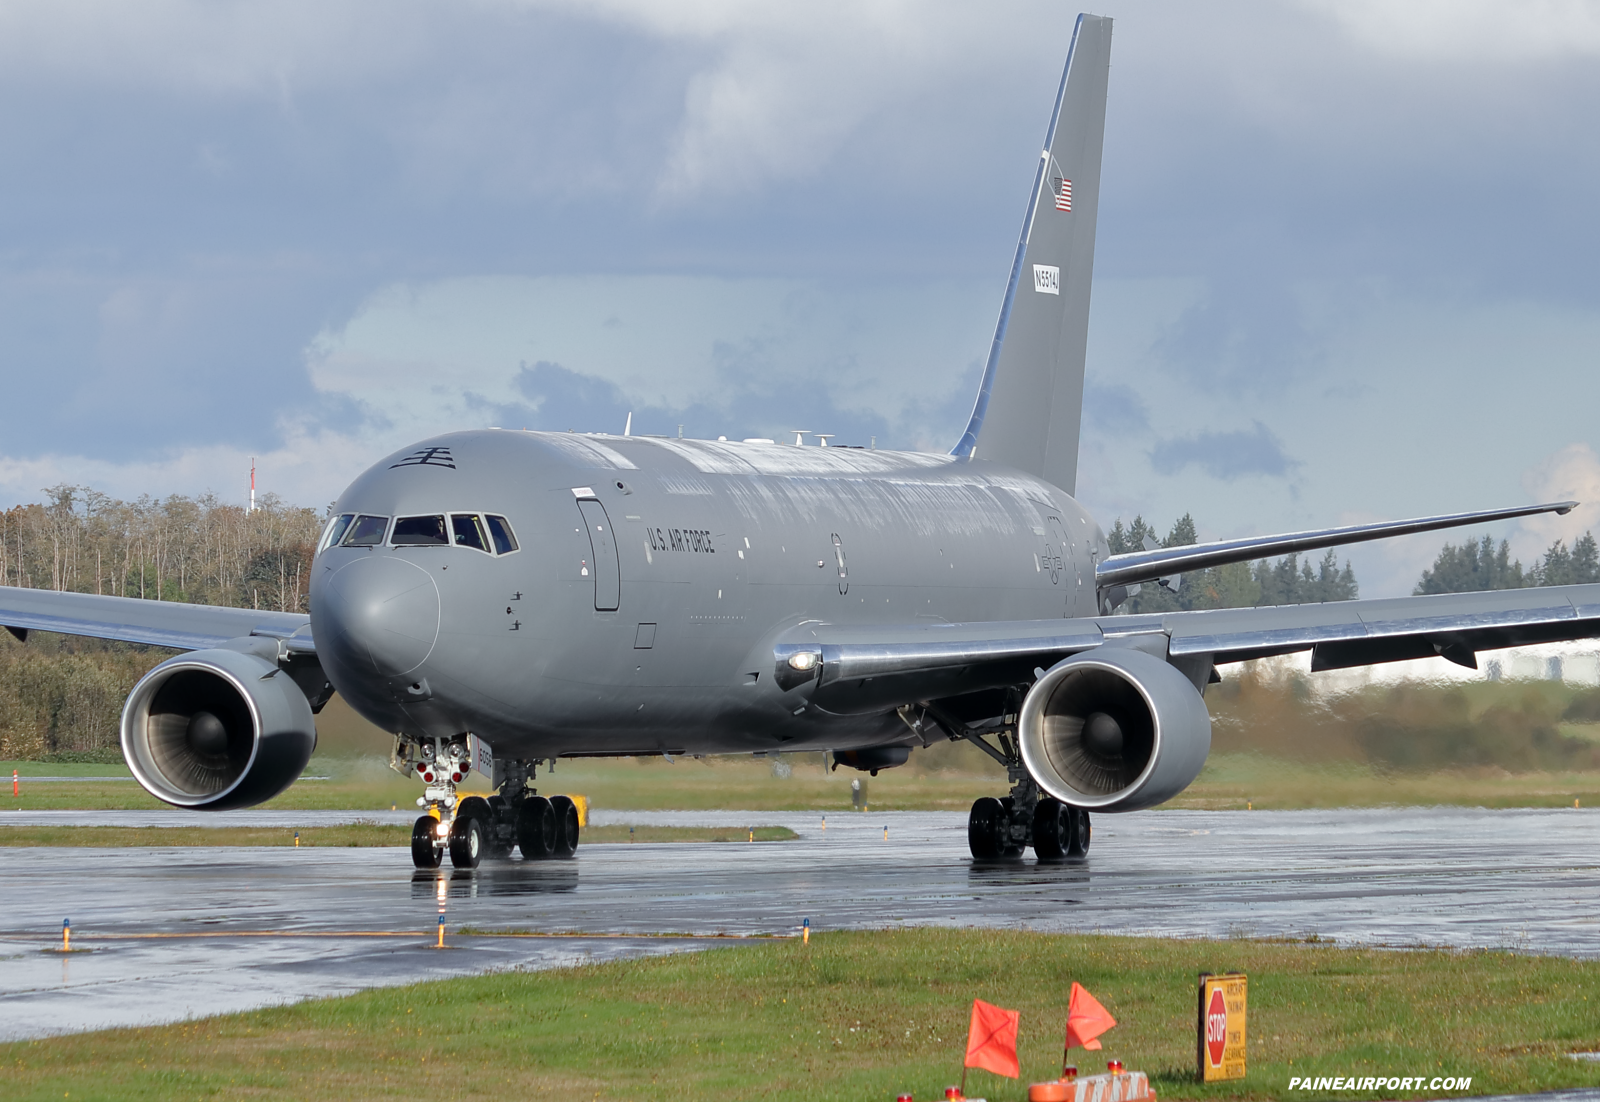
[{"xmin": 317, "ymin": 556, "xmax": 440, "ymax": 678}]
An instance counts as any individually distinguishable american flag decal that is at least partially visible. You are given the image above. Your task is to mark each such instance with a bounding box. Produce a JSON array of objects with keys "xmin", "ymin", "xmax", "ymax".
[{"xmin": 1055, "ymin": 178, "xmax": 1072, "ymax": 212}]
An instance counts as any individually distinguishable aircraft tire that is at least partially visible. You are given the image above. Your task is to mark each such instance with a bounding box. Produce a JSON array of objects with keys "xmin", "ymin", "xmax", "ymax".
[
  {"xmin": 411, "ymin": 816, "xmax": 441, "ymax": 869},
  {"xmin": 1032, "ymin": 798, "xmax": 1068, "ymax": 860},
  {"xmin": 516, "ymin": 796, "xmax": 556, "ymax": 860},
  {"xmin": 967, "ymin": 796, "xmax": 1005, "ymax": 860},
  {"xmin": 448, "ymin": 813, "xmax": 485, "ymax": 869},
  {"xmin": 550, "ymin": 795, "xmax": 580, "ymax": 858},
  {"xmin": 1067, "ymin": 807, "xmax": 1091, "ymax": 858}
]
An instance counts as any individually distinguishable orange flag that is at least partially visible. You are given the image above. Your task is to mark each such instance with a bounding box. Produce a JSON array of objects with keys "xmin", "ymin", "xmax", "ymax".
[
  {"xmin": 964, "ymin": 999, "xmax": 1021, "ymax": 1079},
  {"xmin": 1064, "ymin": 982, "xmax": 1116, "ymax": 1051}
]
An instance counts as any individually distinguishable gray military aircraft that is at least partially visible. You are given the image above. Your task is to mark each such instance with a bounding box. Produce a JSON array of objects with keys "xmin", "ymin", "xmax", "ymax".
[{"xmin": 4, "ymin": 13, "xmax": 1599, "ymax": 869}]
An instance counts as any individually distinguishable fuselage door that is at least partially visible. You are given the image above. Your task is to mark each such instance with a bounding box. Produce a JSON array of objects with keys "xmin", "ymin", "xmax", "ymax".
[{"xmin": 577, "ymin": 499, "xmax": 620, "ymax": 611}]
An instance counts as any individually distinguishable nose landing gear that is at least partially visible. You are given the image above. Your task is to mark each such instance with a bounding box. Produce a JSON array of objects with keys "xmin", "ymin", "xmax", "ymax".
[{"xmin": 394, "ymin": 739, "xmax": 582, "ymax": 869}]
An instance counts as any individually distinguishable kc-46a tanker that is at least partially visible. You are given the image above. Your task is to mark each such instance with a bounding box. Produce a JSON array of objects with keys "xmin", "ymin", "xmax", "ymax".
[{"xmin": 4, "ymin": 14, "xmax": 1597, "ymax": 868}]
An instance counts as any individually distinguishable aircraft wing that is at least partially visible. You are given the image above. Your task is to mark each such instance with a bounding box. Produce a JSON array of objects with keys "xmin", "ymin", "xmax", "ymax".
[
  {"xmin": 0, "ymin": 585, "xmax": 313, "ymax": 653},
  {"xmin": 774, "ymin": 583, "xmax": 1600, "ymax": 714}
]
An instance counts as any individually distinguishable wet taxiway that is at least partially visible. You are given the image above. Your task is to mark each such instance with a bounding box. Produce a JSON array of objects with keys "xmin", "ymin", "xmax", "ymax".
[{"xmin": 3, "ymin": 806, "xmax": 1599, "ymax": 1040}]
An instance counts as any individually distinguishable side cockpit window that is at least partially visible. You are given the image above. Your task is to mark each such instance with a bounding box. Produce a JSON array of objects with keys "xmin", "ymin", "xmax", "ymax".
[
  {"xmin": 342, "ymin": 515, "xmax": 390, "ymax": 546},
  {"xmin": 451, "ymin": 514, "xmax": 488, "ymax": 552},
  {"xmin": 486, "ymin": 515, "xmax": 519, "ymax": 555},
  {"xmin": 391, "ymin": 515, "xmax": 448, "ymax": 545},
  {"xmin": 320, "ymin": 514, "xmax": 355, "ymax": 552}
]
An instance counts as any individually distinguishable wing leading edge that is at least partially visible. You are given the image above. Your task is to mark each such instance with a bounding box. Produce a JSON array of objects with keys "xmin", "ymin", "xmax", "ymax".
[
  {"xmin": 0, "ymin": 585, "xmax": 313, "ymax": 653},
  {"xmin": 775, "ymin": 583, "xmax": 1600, "ymax": 715}
]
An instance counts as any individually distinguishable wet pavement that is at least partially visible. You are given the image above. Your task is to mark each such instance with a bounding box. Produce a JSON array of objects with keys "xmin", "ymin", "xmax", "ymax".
[{"xmin": 3, "ymin": 806, "xmax": 1600, "ymax": 1041}]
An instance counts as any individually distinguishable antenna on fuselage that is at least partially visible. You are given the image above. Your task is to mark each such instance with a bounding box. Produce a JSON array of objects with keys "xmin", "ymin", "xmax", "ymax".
[
  {"xmin": 789, "ymin": 430, "xmax": 810, "ymax": 446},
  {"xmin": 623, "ymin": 412, "xmax": 633, "ymax": 436}
]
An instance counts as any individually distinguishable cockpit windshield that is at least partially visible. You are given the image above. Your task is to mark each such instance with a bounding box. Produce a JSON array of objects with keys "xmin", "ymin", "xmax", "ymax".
[
  {"xmin": 486, "ymin": 515, "xmax": 518, "ymax": 554},
  {"xmin": 392, "ymin": 515, "xmax": 448, "ymax": 545},
  {"xmin": 342, "ymin": 515, "xmax": 389, "ymax": 546},
  {"xmin": 375, "ymin": 512, "xmax": 518, "ymax": 554},
  {"xmin": 320, "ymin": 514, "xmax": 355, "ymax": 551},
  {"xmin": 451, "ymin": 514, "xmax": 488, "ymax": 552}
]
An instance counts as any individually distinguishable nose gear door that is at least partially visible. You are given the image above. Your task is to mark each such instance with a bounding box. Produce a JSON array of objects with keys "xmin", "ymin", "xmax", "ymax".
[{"xmin": 576, "ymin": 499, "xmax": 620, "ymax": 611}]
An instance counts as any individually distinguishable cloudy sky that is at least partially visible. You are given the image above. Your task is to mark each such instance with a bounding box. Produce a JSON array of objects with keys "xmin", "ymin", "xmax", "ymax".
[{"xmin": 2, "ymin": 0, "xmax": 1599, "ymax": 596}]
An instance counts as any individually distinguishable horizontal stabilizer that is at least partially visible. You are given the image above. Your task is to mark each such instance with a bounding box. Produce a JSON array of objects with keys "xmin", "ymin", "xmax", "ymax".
[{"xmin": 1094, "ymin": 500, "xmax": 1577, "ymax": 593}]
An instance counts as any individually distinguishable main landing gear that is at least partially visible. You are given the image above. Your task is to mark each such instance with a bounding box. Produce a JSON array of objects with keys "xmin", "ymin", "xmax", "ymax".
[
  {"xmin": 394, "ymin": 738, "xmax": 580, "ymax": 870},
  {"xmin": 920, "ymin": 702, "xmax": 1091, "ymax": 862}
]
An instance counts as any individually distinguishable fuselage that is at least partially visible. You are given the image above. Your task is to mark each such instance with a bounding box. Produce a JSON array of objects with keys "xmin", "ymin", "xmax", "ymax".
[{"xmin": 309, "ymin": 429, "xmax": 1107, "ymax": 758}]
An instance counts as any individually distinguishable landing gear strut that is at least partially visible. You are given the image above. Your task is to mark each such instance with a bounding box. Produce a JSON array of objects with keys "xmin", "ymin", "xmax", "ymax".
[
  {"xmin": 393, "ymin": 739, "xmax": 581, "ymax": 869},
  {"xmin": 922, "ymin": 701, "xmax": 1091, "ymax": 862}
]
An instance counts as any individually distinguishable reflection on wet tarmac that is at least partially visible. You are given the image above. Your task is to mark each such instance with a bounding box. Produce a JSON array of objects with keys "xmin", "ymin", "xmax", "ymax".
[{"xmin": 410, "ymin": 862, "xmax": 580, "ymax": 900}]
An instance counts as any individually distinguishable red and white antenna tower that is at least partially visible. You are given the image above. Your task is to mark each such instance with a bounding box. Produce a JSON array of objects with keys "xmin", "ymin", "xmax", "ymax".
[{"xmin": 249, "ymin": 458, "xmax": 256, "ymax": 514}]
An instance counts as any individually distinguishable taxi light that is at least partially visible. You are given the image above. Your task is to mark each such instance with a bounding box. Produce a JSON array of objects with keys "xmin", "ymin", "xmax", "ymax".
[
  {"xmin": 436, "ymin": 822, "xmax": 450, "ymax": 838},
  {"xmin": 451, "ymin": 772, "xmax": 462, "ymax": 783},
  {"xmin": 787, "ymin": 651, "xmax": 819, "ymax": 671}
]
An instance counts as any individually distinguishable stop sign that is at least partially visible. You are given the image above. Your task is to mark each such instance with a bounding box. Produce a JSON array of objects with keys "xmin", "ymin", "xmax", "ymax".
[{"xmin": 1205, "ymin": 987, "xmax": 1227, "ymax": 1067}]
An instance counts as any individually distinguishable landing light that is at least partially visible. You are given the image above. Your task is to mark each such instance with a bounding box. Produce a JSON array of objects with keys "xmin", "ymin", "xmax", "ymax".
[{"xmin": 787, "ymin": 651, "xmax": 819, "ymax": 672}]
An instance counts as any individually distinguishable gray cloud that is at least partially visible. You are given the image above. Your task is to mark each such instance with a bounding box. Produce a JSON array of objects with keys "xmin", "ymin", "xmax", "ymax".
[
  {"xmin": 1148, "ymin": 421, "xmax": 1299, "ymax": 480},
  {"xmin": 1082, "ymin": 378, "xmax": 1149, "ymax": 435}
]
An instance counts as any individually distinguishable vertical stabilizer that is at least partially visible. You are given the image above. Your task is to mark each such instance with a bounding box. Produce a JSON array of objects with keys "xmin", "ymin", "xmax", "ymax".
[{"xmin": 951, "ymin": 14, "xmax": 1112, "ymax": 496}]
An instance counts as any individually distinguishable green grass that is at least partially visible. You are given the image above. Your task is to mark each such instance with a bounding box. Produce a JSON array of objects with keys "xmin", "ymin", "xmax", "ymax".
[
  {"xmin": 0, "ymin": 823, "xmax": 799, "ymax": 847},
  {"xmin": 9, "ymin": 750, "xmax": 1600, "ymax": 815},
  {"xmin": 1167, "ymin": 752, "xmax": 1600, "ymax": 811},
  {"xmin": 0, "ymin": 759, "xmax": 133, "ymax": 777},
  {"xmin": 5, "ymin": 928, "xmax": 1600, "ymax": 1100}
]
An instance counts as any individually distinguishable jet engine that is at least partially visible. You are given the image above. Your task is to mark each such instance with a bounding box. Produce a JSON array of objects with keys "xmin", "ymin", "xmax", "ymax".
[
  {"xmin": 120, "ymin": 648, "xmax": 317, "ymax": 811},
  {"xmin": 1017, "ymin": 647, "xmax": 1211, "ymax": 813}
]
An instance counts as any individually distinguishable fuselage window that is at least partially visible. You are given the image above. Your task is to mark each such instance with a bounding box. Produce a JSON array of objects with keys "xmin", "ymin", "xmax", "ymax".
[
  {"xmin": 320, "ymin": 514, "xmax": 355, "ymax": 552},
  {"xmin": 486, "ymin": 515, "xmax": 519, "ymax": 555},
  {"xmin": 342, "ymin": 515, "xmax": 390, "ymax": 547},
  {"xmin": 391, "ymin": 515, "xmax": 448, "ymax": 546},
  {"xmin": 451, "ymin": 514, "xmax": 489, "ymax": 552}
]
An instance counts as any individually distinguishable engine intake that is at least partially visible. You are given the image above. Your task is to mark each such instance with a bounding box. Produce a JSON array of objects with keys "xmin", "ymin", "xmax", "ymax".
[
  {"xmin": 1018, "ymin": 647, "xmax": 1211, "ymax": 812},
  {"xmin": 120, "ymin": 648, "xmax": 317, "ymax": 810}
]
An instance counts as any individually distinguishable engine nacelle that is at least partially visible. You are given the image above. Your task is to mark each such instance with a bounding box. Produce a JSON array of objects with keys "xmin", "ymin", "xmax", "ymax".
[
  {"xmin": 120, "ymin": 648, "xmax": 317, "ymax": 811},
  {"xmin": 1018, "ymin": 647, "xmax": 1211, "ymax": 813}
]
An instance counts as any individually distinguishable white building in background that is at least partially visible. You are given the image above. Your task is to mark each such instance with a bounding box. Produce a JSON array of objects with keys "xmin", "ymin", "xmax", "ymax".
[{"xmin": 1226, "ymin": 642, "xmax": 1600, "ymax": 691}]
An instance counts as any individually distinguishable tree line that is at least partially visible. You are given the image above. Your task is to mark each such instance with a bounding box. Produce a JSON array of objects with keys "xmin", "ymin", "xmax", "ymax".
[
  {"xmin": 1415, "ymin": 532, "xmax": 1600, "ymax": 594},
  {"xmin": 1105, "ymin": 514, "xmax": 1358, "ymax": 614},
  {"xmin": 0, "ymin": 485, "xmax": 322, "ymax": 613},
  {"xmin": 0, "ymin": 486, "xmax": 325, "ymax": 759}
]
